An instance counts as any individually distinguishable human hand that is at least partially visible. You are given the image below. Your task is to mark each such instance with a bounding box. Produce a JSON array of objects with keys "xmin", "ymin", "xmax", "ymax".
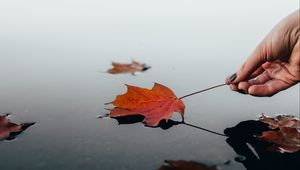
[{"xmin": 226, "ymin": 9, "xmax": 300, "ymax": 96}]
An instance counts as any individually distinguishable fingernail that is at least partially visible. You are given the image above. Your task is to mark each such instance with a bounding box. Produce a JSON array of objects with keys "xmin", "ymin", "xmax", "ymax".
[
  {"xmin": 226, "ymin": 73, "xmax": 237, "ymax": 84},
  {"xmin": 229, "ymin": 73, "xmax": 237, "ymax": 82},
  {"xmin": 237, "ymin": 89, "xmax": 246, "ymax": 94}
]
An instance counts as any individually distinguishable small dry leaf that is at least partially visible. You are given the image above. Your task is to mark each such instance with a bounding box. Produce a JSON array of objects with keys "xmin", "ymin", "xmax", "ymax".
[
  {"xmin": 259, "ymin": 114, "xmax": 300, "ymax": 153},
  {"xmin": 107, "ymin": 60, "xmax": 150, "ymax": 75},
  {"xmin": 0, "ymin": 114, "xmax": 35, "ymax": 140},
  {"xmin": 259, "ymin": 114, "xmax": 300, "ymax": 129},
  {"xmin": 158, "ymin": 160, "xmax": 218, "ymax": 170},
  {"xmin": 106, "ymin": 83, "xmax": 185, "ymax": 127}
]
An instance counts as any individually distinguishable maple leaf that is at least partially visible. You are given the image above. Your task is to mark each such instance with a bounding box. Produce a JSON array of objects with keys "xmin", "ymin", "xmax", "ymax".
[
  {"xmin": 107, "ymin": 60, "xmax": 150, "ymax": 75},
  {"xmin": 158, "ymin": 160, "xmax": 218, "ymax": 170},
  {"xmin": 259, "ymin": 114, "xmax": 300, "ymax": 153},
  {"xmin": 106, "ymin": 83, "xmax": 185, "ymax": 127},
  {"xmin": 0, "ymin": 113, "xmax": 35, "ymax": 140}
]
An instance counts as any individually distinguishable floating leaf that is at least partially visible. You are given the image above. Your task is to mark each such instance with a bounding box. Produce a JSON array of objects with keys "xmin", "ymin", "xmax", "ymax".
[
  {"xmin": 107, "ymin": 60, "xmax": 150, "ymax": 75},
  {"xmin": 0, "ymin": 113, "xmax": 35, "ymax": 141},
  {"xmin": 259, "ymin": 114, "xmax": 300, "ymax": 129},
  {"xmin": 259, "ymin": 114, "xmax": 300, "ymax": 153},
  {"xmin": 106, "ymin": 83, "xmax": 185, "ymax": 127}
]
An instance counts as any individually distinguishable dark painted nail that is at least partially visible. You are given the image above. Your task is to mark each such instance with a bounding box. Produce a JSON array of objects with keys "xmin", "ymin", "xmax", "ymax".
[
  {"xmin": 142, "ymin": 66, "xmax": 151, "ymax": 71},
  {"xmin": 229, "ymin": 73, "xmax": 237, "ymax": 82},
  {"xmin": 237, "ymin": 89, "xmax": 246, "ymax": 94}
]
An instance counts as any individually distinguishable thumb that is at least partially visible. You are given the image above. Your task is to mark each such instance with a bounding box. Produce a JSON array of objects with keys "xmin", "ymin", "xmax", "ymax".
[{"xmin": 233, "ymin": 41, "xmax": 268, "ymax": 83}]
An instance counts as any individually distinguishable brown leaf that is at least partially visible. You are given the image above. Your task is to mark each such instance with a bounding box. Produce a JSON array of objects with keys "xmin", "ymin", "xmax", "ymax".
[
  {"xmin": 0, "ymin": 114, "xmax": 35, "ymax": 140},
  {"xmin": 107, "ymin": 60, "xmax": 150, "ymax": 75},
  {"xmin": 260, "ymin": 127, "xmax": 300, "ymax": 153},
  {"xmin": 259, "ymin": 114, "xmax": 300, "ymax": 153},
  {"xmin": 158, "ymin": 160, "xmax": 218, "ymax": 170},
  {"xmin": 259, "ymin": 114, "xmax": 300, "ymax": 129}
]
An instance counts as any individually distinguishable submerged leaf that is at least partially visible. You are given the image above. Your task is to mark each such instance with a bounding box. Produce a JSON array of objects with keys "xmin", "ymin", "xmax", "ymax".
[
  {"xmin": 107, "ymin": 60, "xmax": 150, "ymax": 75},
  {"xmin": 158, "ymin": 160, "xmax": 218, "ymax": 170},
  {"xmin": 259, "ymin": 114, "xmax": 300, "ymax": 153},
  {"xmin": 106, "ymin": 83, "xmax": 185, "ymax": 127},
  {"xmin": 224, "ymin": 119, "xmax": 300, "ymax": 170},
  {"xmin": 260, "ymin": 127, "xmax": 300, "ymax": 153}
]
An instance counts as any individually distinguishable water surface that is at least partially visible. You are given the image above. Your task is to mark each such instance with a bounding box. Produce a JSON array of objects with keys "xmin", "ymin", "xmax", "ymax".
[{"xmin": 0, "ymin": 0, "xmax": 299, "ymax": 170}]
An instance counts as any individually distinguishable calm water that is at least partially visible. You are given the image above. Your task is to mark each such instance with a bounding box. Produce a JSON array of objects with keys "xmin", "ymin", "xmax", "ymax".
[{"xmin": 0, "ymin": 0, "xmax": 299, "ymax": 170}]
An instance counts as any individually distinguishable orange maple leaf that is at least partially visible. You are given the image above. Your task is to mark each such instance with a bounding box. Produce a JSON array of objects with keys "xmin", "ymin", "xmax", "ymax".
[{"xmin": 106, "ymin": 83, "xmax": 185, "ymax": 127}]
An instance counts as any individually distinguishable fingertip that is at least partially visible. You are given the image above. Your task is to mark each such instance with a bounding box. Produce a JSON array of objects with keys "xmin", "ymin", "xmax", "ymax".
[
  {"xmin": 238, "ymin": 81, "xmax": 250, "ymax": 93},
  {"xmin": 229, "ymin": 84, "xmax": 238, "ymax": 91},
  {"xmin": 226, "ymin": 73, "xmax": 237, "ymax": 84},
  {"xmin": 248, "ymin": 85, "xmax": 260, "ymax": 96},
  {"xmin": 248, "ymin": 85, "xmax": 274, "ymax": 97},
  {"xmin": 233, "ymin": 69, "xmax": 252, "ymax": 84},
  {"xmin": 232, "ymin": 64, "xmax": 249, "ymax": 83}
]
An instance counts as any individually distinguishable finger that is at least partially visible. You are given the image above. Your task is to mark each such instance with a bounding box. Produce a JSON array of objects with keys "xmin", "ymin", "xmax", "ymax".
[
  {"xmin": 226, "ymin": 73, "xmax": 237, "ymax": 85},
  {"xmin": 229, "ymin": 84, "xmax": 247, "ymax": 94},
  {"xmin": 247, "ymin": 71, "xmax": 271, "ymax": 86},
  {"xmin": 238, "ymin": 71, "xmax": 271, "ymax": 93},
  {"xmin": 238, "ymin": 81, "xmax": 250, "ymax": 93},
  {"xmin": 248, "ymin": 79, "xmax": 290, "ymax": 97},
  {"xmin": 249, "ymin": 66, "xmax": 264, "ymax": 79},
  {"xmin": 233, "ymin": 43, "xmax": 268, "ymax": 83},
  {"xmin": 226, "ymin": 67, "xmax": 264, "ymax": 85},
  {"xmin": 230, "ymin": 84, "xmax": 238, "ymax": 91}
]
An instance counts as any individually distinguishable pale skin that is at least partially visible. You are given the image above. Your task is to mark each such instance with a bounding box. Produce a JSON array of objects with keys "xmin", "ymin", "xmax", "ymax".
[{"xmin": 226, "ymin": 9, "xmax": 300, "ymax": 97}]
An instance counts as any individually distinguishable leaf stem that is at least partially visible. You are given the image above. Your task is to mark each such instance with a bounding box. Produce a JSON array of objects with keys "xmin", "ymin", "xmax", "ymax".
[{"xmin": 179, "ymin": 83, "xmax": 227, "ymax": 99}]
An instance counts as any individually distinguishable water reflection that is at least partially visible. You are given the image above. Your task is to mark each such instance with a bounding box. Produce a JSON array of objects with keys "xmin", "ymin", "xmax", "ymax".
[
  {"xmin": 102, "ymin": 112, "xmax": 300, "ymax": 169},
  {"xmin": 224, "ymin": 120, "xmax": 300, "ymax": 170},
  {"xmin": 0, "ymin": 113, "xmax": 35, "ymax": 141},
  {"xmin": 108, "ymin": 115, "xmax": 181, "ymax": 129},
  {"xmin": 107, "ymin": 115, "xmax": 227, "ymax": 135}
]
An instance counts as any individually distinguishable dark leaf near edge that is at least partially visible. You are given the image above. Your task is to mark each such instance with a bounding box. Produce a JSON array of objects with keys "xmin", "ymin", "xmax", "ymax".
[
  {"xmin": 224, "ymin": 119, "xmax": 300, "ymax": 170},
  {"xmin": 258, "ymin": 114, "xmax": 300, "ymax": 153},
  {"xmin": 158, "ymin": 160, "xmax": 218, "ymax": 170},
  {"xmin": 0, "ymin": 114, "xmax": 35, "ymax": 141}
]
